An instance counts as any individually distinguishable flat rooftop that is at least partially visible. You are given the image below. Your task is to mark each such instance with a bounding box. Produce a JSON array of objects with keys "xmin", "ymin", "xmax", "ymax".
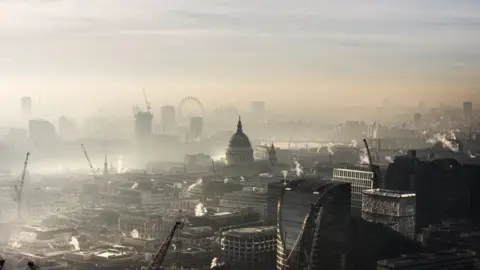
[
  {"xmin": 362, "ymin": 188, "xmax": 416, "ymax": 198},
  {"xmin": 224, "ymin": 226, "xmax": 276, "ymax": 237}
]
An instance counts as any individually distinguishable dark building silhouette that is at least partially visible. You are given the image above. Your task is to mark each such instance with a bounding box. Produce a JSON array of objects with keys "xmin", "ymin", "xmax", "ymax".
[
  {"xmin": 463, "ymin": 101, "xmax": 473, "ymax": 123},
  {"xmin": 276, "ymin": 177, "xmax": 351, "ymax": 270},
  {"xmin": 413, "ymin": 113, "xmax": 422, "ymax": 129},
  {"xmin": 384, "ymin": 153, "xmax": 479, "ymax": 230},
  {"xmin": 266, "ymin": 181, "xmax": 286, "ymax": 225},
  {"xmin": 349, "ymin": 217, "xmax": 423, "ymax": 270},
  {"xmin": 377, "ymin": 249, "xmax": 476, "ymax": 270}
]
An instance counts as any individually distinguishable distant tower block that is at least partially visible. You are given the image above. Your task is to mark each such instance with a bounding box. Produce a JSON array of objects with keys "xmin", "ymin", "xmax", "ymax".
[
  {"xmin": 189, "ymin": 117, "xmax": 203, "ymax": 140},
  {"xmin": 463, "ymin": 101, "xmax": 473, "ymax": 123},
  {"xmin": 135, "ymin": 111, "xmax": 153, "ymax": 140},
  {"xmin": 413, "ymin": 113, "xmax": 422, "ymax": 130},
  {"xmin": 21, "ymin": 96, "xmax": 32, "ymax": 119},
  {"xmin": 160, "ymin": 105, "xmax": 176, "ymax": 133}
]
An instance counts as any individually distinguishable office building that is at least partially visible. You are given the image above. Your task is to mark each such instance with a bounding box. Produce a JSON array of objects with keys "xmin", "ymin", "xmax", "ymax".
[
  {"xmin": 277, "ymin": 178, "xmax": 351, "ymax": 270},
  {"xmin": 266, "ymin": 181, "xmax": 286, "ymax": 225},
  {"xmin": 135, "ymin": 111, "xmax": 153, "ymax": 140},
  {"xmin": 362, "ymin": 189, "xmax": 416, "ymax": 239},
  {"xmin": 21, "ymin": 96, "xmax": 32, "ymax": 119},
  {"xmin": 189, "ymin": 116, "xmax": 203, "ymax": 140},
  {"xmin": 160, "ymin": 105, "xmax": 176, "ymax": 133},
  {"xmin": 413, "ymin": 113, "xmax": 422, "ymax": 129},
  {"xmin": 332, "ymin": 166, "xmax": 375, "ymax": 216},
  {"xmin": 58, "ymin": 116, "xmax": 76, "ymax": 140},
  {"xmin": 463, "ymin": 101, "xmax": 473, "ymax": 123},
  {"xmin": 377, "ymin": 250, "xmax": 476, "ymax": 270},
  {"xmin": 222, "ymin": 226, "xmax": 276, "ymax": 270},
  {"xmin": 28, "ymin": 119, "xmax": 56, "ymax": 146}
]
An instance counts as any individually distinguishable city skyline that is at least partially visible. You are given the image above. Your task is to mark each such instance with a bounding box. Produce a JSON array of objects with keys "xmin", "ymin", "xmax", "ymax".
[{"xmin": 0, "ymin": 0, "xmax": 479, "ymax": 116}]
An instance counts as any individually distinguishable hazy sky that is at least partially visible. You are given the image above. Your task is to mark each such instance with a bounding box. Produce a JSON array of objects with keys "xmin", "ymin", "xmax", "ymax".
[{"xmin": 1, "ymin": 0, "xmax": 479, "ymax": 117}]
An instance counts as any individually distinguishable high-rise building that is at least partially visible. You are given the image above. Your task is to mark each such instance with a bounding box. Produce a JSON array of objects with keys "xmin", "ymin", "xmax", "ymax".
[
  {"xmin": 222, "ymin": 226, "xmax": 276, "ymax": 270},
  {"xmin": 21, "ymin": 96, "xmax": 32, "ymax": 119},
  {"xmin": 266, "ymin": 180, "xmax": 286, "ymax": 225},
  {"xmin": 251, "ymin": 101, "xmax": 266, "ymax": 115},
  {"xmin": 277, "ymin": 178, "xmax": 351, "ymax": 270},
  {"xmin": 362, "ymin": 189, "xmax": 416, "ymax": 239},
  {"xmin": 135, "ymin": 111, "xmax": 153, "ymax": 140},
  {"xmin": 413, "ymin": 113, "xmax": 422, "ymax": 129},
  {"xmin": 58, "ymin": 116, "xmax": 76, "ymax": 140},
  {"xmin": 332, "ymin": 166, "xmax": 376, "ymax": 216},
  {"xmin": 463, "ymin": 101, "xmax": 473, "ymax": 123},
  {"xmin": 189, "ymin": 117, "xmax": 203, "ymax": 140},
  {"xmin": 160, "ymin": 105, "xmax": 176, "ymax": 133},
  {"xmin": 28, "ymin": 119, "xmax": 56, "ymax": 146}
]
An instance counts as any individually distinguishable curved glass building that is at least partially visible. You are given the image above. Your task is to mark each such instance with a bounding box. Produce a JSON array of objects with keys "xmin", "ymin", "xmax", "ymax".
[{"xmin": 276, "ymin": 178, "xmax": 351, "ymax": 270}]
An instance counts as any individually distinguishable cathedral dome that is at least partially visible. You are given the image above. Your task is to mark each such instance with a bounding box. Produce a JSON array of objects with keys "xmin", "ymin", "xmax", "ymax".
[{"xmin": 228, "ymin": 117, "xmax": 252, "ymax": 149}]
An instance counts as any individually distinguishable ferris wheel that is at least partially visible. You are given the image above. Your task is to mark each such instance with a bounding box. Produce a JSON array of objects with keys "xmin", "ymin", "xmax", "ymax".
[{"xmin": 177, "ymin": 96, "xmax": 205, "ymax": 124}]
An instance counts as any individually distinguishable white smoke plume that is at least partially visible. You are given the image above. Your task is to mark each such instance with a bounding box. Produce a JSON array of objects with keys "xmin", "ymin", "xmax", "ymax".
[
  {"xmin": 360, "ymin": 152, "xmax": 370, "ymax": 164},
  {"xmin": 282, "ymin": 170, "xmax": 288, "ymax": 180},
  {"xmin": 350, "ymin": 140, "xmax": 357, "ymax": 147},
  {"xmin": 69, "ymin": 236, "xmax": 80, "ymax": 251},
  {"xmin": 117, "ymin": 155, "xmax": 124, "ymax": 173},
  {"xmin": 130, "ymin": 229, "xmax": 139, "ymax": 239},
  {"xmin": 293, "ymin": 159, "xmax": 303, "ymax": 177},
  {"xmin": 188, "ymin": 178, "xmax": 203, "ymax": 192},
  {"xmin": 224, "ymin": 177, "xmax": 228, "ymax": 183},
  {"xmin": 131, "ymin": 182, "xmax": 139, "ymax": 189},
  {"xmin": 211, "ymin": 257, "xmax": 218, "ymax": 268},
  {"xmin": 326, "ymin": 143, "xmax": 334, "ymax": 155},
  {"xmin": 385, "ymin": 156, "xmax": 394, "ymax": 163},
  {"xmin": 426, "ymin": 133, "xmax": 458, "ymax": 152},
  {"xmin": 195, "ymin": 203, "xmax": 207, "ymax": 216},
  {"xmin": 240, "ymin": 176, "xmax": 245, "ymax": 182},
  {"xmin": 12, "ymin": 241, "xmax": 21, "ymax": 248},
  {"xmin": 468, "ymin": 151, "xmax": 476, "ymax": 159}
]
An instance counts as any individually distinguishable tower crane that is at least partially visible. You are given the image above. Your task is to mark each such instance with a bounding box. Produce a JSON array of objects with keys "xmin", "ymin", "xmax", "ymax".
[
  {"xmin": 145, "ymin": 221, "xmax": 184, "ymax": 270},
  {"xmin": 14, "ymin": 152, "xmax": 30, "ymax": 219},
  {"xmin": 81, "ymin": 144, "xmax": 96, "ymax": 178},
  {"xmin": 363, "ymin": 139, "xmax": 383, "ymax": 186},
  {"xmin": 142, "ymin": 88, "xmax": 151, "ymax": 112}
]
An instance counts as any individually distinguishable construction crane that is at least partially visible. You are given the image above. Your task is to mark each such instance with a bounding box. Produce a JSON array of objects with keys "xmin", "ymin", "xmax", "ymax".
[
  {"xmin": 142, "ymin": 88, "xmax": 151, "ymax": 112},
  {"xmin": 363, "ymin": 139, "xmax": 383, "ymax": 187},
  {"xmin": 80, "ymin": 144, "xmax": 96, "ymax": 178},
  {"xmin": 14, "ymin": 152, "xmax": 30, "ymax": 219},
  {"xmin": 146, "ymin": 221, "xmax": 184, "ymax": 270}
]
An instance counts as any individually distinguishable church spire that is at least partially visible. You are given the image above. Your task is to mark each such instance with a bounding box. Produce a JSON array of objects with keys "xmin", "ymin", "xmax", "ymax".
[{"xmin": 237, "ymin": 115, "xmax": 243, "ymax": 133}]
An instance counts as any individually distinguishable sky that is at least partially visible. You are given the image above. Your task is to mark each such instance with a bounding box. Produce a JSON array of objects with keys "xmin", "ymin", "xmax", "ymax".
[{"xmin": 0, "ymin": 0, "xmax": 479, "ymax": 118}]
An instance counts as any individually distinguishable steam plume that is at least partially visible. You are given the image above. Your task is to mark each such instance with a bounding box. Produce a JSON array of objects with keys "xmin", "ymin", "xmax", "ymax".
[
  {"xmin": 117, "ymin": 155, "xmax": 124, "ymax": 173},
  {"xmin": 293, "ymin": 159, "xmax": 303, "ymax": 177},
  {"xmin": 188, "ymin": 178, "xmax": 203, "ymax": 192},
  {"xmin": 195, "ymin": 203, "xmax": 207, "ymax": 216},
  {"xmin": 69, "ymin": 236, "xmax": 80, "ymax": 251},
  {"xmin": 210, "ymin": 257, "xmax": 218, "ymax": 268},
  {"xmin": 224, "ymin": 177, "xmax": 228, "ymax": 183},
  {"xmin": 131, "ymin": 182, "xmax": 138, "ymax": 189},
  {"xmin": 385, "ymin": 156, "xmax": 394, "ymax": 163},
  {"xmin": 426, "ymin": 133, "xmax": 458, "ymax": 152},
  {"xmin": 130, "ymin": 229, "xmax": 139, "ymax": 238}
]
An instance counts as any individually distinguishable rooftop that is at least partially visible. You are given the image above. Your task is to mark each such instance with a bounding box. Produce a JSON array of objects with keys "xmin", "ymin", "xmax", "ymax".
[
  {"xmin": 362, "ymin": 188, "xmax": 416, "ymax": 198},
  {"xmin": 224, "ymin": 226, "xmax": 276, "ymax": 238}
]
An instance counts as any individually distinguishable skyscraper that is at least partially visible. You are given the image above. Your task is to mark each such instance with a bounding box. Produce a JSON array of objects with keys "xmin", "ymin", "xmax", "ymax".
[
  {"xmin": 21, "ymin": 96, "xmax": 32, "ymax": 119},
  {"xmin": 463, "ymin": 101, "xmax": 473, "ymax": 123},
  {"xmin": 160, "ymin": 105, "xmax": 176, "ymax": 133},
  {"xmin": 277, "ymin": 178, "xmax": 351, "ymax": 269}
]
